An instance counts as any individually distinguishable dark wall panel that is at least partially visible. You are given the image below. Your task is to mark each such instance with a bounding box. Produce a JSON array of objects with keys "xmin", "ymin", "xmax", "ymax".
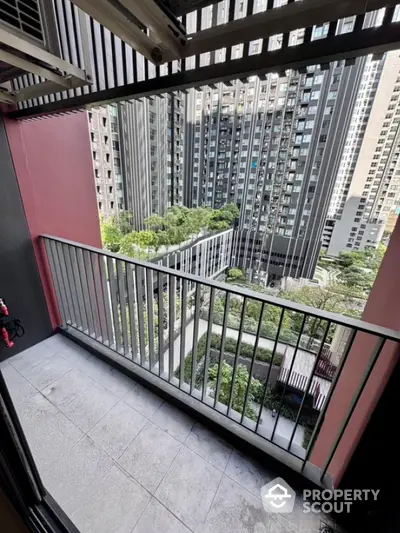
[{"xmin": 0, "ymin": 117, "xmax": 52, "ymax": 361}]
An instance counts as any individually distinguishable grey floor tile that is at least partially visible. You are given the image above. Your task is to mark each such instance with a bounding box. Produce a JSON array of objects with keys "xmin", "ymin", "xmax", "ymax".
[
  {"xmin": 155, "ymin": 446, "xmax": 222, "ymax": 531},
  {"xmin": 124, "ymin": 383, "xmax": 163, "ymax": 418},
  {"xmin": 60, "ymin": 383, "xmax": 119, "ymax": 433},
  {"xmin": 44, "ymin": 334, "xmax": 78, "ymax": 352},
  {"xmin": 151, "ymin": 402, "xmax": 194, "ymax": 443},
  {"xmin": 133, "ymin": 498, "xmax": 191, "ymax": 533},
  {"xmin": 16, "ymin": 392, "xmax": 59, "ymax": 428},
  {"xmin": 197, "ymin": 475, "xmax": 270, "ymax": 533},
  {"xmin": 119, "ymin": 421, "xmax": 181, "ymax": 493},
  {"xmin": 225, "ymin": 450, "xmax": 275, "ymax": 499},
  {"xmin": 9, "ymin": 342, "xmax": 57, "ymax": 374},
  {"xmin": 71, "ymin": 465, "xmax": 150, "ymax": 533},
  {"xmin": 44, "ymin": 436, "xmax": 114, "ymax": 516},
  {"xmin": 42, "ymin": 368, "xmax": 95, "ymax": 407},
  {"xmin": 91, "ymin": 366, "xmax": 138, "ymax": 399},
  {"xmin": 17, "ymin": 395, "xmax": 83, "ymax": 474},
  {"xmin": 2, "ymin": 365, "xmax": 37, "ymax": 406},
  {"xmin": 23, "ymin": 354, "xmax": 72, "ymax": 390},
  {"xmin": 88, "ymin": 401, "xmax": 147, "ymax": 460},
  {"xmin": 57, "ymin": 346, "xmax": 95, "ymax": 374},
  {"xmin": 185, "ymin": 423, "xmax": 232, "ymax": 471}
]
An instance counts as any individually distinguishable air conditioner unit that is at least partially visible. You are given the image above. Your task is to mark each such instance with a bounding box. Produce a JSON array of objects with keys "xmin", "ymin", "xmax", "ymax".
[{"xmin": 0, "ymin": 0, "xmax": 90, "ymax": 104}]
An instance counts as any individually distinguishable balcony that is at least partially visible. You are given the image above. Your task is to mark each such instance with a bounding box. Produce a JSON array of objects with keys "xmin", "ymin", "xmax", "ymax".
[
  {"xmin": 2, "ymin": 334, "xmax": 330, "ymax": 533},
  {"xmin": 2, "ymin": 235, "xmax": 400, "ymax": 533}
]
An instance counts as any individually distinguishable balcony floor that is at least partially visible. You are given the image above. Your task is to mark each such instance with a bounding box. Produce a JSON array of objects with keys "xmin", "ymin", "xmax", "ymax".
[{"xmin": 1, "ymin": 335, "xmax": 339, "ymax": 533}]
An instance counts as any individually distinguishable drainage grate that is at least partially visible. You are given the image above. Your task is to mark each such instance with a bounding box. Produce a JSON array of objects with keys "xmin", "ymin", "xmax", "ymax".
[{"xmin": 0, "ymin": 0, "xmax": 44, "ymax": 42}]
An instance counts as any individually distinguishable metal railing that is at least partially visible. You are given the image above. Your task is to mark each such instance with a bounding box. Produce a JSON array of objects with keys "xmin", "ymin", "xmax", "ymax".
[{"xmin": 42, "ymin": 235, "xmax": 400, "ymax": 479}]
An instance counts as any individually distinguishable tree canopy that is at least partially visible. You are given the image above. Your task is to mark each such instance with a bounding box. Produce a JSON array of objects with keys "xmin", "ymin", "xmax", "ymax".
[{"xmin": 100, "ymin": 203, "xmax": 239, "ymax": 258}]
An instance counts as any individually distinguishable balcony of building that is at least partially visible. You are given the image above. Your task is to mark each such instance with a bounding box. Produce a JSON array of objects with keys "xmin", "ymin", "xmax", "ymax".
[
  {"xmin": 1, "ymin": 333, "xmax": 329, "ymax": 533},
  {"xmin": 3, "ymin": 230, "xmax": 400, "ymax": 533}
]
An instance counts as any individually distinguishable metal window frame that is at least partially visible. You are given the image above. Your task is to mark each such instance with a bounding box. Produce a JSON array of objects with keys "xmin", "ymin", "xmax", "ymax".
[{"xmin": 0, "ymin": 372, "xmax": 79, "ymax": 533}]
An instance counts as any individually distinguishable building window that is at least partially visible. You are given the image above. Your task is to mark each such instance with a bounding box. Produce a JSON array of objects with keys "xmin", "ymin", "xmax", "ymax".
[
  {"xmin": 98, "ymin": 201, "xmax": 102, "ymax": 210},
  {"xmin": 102, "ymin": 117, "xmax": 107, "ymax": 127},
  {"xmin": 114, "ymin": 157, "xmax": 120, "ymax": 167},
  {"xmin": 112, "ymin": 140, "xmax": 120, "ymax": 151}
]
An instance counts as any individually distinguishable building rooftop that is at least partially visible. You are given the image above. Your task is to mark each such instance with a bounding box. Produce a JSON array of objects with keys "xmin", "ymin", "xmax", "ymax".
[{"xmin": 1, "ymin": 334, "xmax": 339, "ymax": 533}]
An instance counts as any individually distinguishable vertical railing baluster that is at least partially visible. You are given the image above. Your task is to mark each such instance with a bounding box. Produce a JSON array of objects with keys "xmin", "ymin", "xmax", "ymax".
[
  {"xmin": 83, "ymin": 250, "xmax": 102, "ymax": 340},
  {"xmin": 63, "ymin": 244, "xmax": 81, "ymax": 328},
  {"xmin": 202, "ymin": 287, "xmax": 215, "ymax": 402},
  {"xmin": 146, "ymin": 269, "xmax": 155, "ymax": 370},
  {"xmin": 227, "ymin": 296, "xmax": 247, "ymax": 416},
  {"xmin": 92, "ymin": 253, "xmax": 109, "ymax": 344},
  {"xmin": 190, "ymin": 284, "xmax": 201, "ymax": 393},
  {"xmin": 126, "ymin": 263, "xmax": 138, "ymax": 362},
  {"xmin": 76, "ymin": 247, "xmax": 95, "ymax": 336},
  {"xmin": 99, "ymin": 254, "xmax": 114, "ymax": 347},
  {"xmin": 69, "ymin": 246, "xmax": 87, "ymax": 332},
  {"xmin": 107, "ymin": 256, "xmax": 121, "ymax": 351},
  {"xmin": 168, "ymin": 275, "xmax": 176, "ymax": 381},
  {"xmin": 55, "ymin": 242, "xmax": 74, "ymax": 326},
  {"xmin": 256, "ymin": 308, "xmax": 285, "ymax": 432},
  {"xmin": 179, "ymin": 279, "xmax": 188, "ymax": 388},
  {"xmin": 116, "ymin": 260, "xmax": 129, "ymax": 355},
  {"xmin": 71, "ymin": 247, "xmax": 89, "ymax": 334},
  {"xmin": 214, "ymin": 292, "xmax": 230, "ymax": 409},
  {"xmin": 45, "ymin": 239, "xmax": 67, "ymax": 326},
  {"xmin": 157, "ymin": 271, "xmax": 164, "ymax": 376},
  {"xmin": 241, "ymin": 302, "xmax": 265, "ymax": 424},
  {"xmin": 271, "ymin": 313, "xmax": 308, "ymax": 441},
  {"xmin": 135, "ymin": 266, "xmax": 146, "ymax": 366}
]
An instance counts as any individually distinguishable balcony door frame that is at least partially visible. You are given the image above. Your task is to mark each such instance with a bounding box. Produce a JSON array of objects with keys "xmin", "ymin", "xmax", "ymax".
[{"xmin": 0, "ymin": 372, "xmax": 79, "ymax": 533}]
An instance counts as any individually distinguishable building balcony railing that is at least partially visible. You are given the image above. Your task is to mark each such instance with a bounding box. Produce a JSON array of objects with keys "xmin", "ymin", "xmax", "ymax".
[{"xmin": 42, "ymin": 235, "xmax": 400, "ymax": 486}]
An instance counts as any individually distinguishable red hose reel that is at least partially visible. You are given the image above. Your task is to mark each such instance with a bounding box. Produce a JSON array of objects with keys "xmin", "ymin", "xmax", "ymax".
[{"xmin": 0, "ymin": 298, "xmax": 24, "ymax": 349}]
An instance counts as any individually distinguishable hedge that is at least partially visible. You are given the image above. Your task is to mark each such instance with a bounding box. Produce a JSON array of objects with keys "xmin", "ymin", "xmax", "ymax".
[
  {"xmin": 175, "ymin": 332, "xmax": 283, "ymax": 384},
  {"xmin": 201, "ymin": 308, "xmax": 299, "ymax": 345}
]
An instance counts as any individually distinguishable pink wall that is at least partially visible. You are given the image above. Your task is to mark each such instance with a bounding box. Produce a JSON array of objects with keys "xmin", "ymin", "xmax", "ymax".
[
  {"xmin": 311, "ymin": 219, "xmax": 400, "ymax": 486},
  {"xmin": 5, "ymin": 111, "xmax": 101, "ymax": 327}
]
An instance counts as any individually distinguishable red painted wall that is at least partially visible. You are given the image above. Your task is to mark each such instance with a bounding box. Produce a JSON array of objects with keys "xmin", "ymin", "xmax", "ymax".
[
  {"xmin": 311, "ymin": 219, "xmax": 400, "ymax": 486},
  {"xmin": 5, "ymin": 111, "xmax": 101, "ymax": 328}
]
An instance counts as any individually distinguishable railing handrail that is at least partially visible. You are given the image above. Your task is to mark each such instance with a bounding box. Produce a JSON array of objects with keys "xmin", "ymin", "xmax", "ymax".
[{"xmin": 41, "ymin": 234, "xmax": 400, "ymax": 343}]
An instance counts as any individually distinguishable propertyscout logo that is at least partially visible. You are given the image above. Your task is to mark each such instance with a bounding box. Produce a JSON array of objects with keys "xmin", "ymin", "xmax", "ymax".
[
  {"xmin": 261, "ymin": 478, "xmax": 380, "ymax": 515},
  {"xmin": 261, "ymin": 478, "xmax": 295, "ymax": 513}
]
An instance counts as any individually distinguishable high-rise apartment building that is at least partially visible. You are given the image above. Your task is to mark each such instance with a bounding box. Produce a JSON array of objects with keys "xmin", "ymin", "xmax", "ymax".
[
  {"xmin": 325, "ymin": 50, "xmax": 400, "ymax": 255},
  {"xmin": 88, "ymin": 106, "xmax": 125, "ymax": 218},
  {"xmin": 89, "ymin": 94, "xmax": 184, "ymax": 229},
  {"xmin": 118, "ymin": 93, "xmax": 184, "ymax": 229},
  {"xmin": 184, "ymin": 16, "xmax": 367, "ymax": 280}
]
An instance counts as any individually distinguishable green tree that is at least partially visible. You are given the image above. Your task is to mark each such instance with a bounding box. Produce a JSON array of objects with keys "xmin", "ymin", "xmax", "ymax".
[
  {"xmin": 119, "ymin": 232, "xmax": 140, "ymax": 257},
  {"xmin": 144, "ymin": 214, "xmax": 166, "ymax": 233},
  {"xmin": 227, "ymin": 268, "xmax": 245, "ymax": 281},
  {"xmin": 135, "ymin": 230, "xmax": 156, "ymax": 256},
  {"xmin": 112, "ymin": 210, "xmax": 134, "ymax": 235},
  {"xmin": 280, "ymin": 284, "xmax": 357, "ymax": 340},
  {"xmin": 100, "ymin": 218, "xmax": 123, "ymax": 252},
  {"xmin": 208, "ymin": 361, "xmax": 262, "ymax": 421}
]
